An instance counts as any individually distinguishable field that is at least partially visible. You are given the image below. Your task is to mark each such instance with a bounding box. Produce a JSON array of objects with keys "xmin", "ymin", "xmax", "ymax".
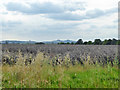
[{"xmin": 1, "ymin": 44, "xmax": 119, "ymax": 88}]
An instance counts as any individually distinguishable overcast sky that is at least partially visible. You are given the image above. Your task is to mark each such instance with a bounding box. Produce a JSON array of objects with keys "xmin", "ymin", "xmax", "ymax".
[{"xmin": 0, "ymin": 0, "xmax": 119, "ymax": 41}]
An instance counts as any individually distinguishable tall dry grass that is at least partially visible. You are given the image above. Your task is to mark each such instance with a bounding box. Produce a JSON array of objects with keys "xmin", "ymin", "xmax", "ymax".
[{"xmin": 2, "ymin": 52, "xmax": 119, "ymax": 88}]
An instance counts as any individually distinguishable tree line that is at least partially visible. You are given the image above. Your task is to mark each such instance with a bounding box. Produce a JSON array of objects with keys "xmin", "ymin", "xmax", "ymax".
[
  {"xmin": 2, "ymin": 38, "xmax": 120, "ymax": 45},
  {"xmin": 58, "ymin": 38, "xmax": 120, "ymax": 45}
]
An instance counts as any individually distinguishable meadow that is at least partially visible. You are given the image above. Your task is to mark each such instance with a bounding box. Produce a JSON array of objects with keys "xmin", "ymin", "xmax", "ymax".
[{"xmin": 1, "ymin": 44, "xmax": 119, "ymax": 88}]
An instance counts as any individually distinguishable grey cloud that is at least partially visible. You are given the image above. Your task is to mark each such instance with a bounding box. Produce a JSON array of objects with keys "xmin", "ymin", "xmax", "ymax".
[
  {"xmin": 40, "ymin": 23, "xmax": 81, "ymax": 31},
  {"xmin": 102, "ymin": 25, "xmax": 117, "ymax": 29},
  {"xmin": 6, "ymin": 2, "xmax": 64, "ymax": 14},
  {"xmin": 86, "ymin": 9, "xmax": 104, "ymax": 18},
  {"xmin": 2, "ymin": 20, "xmax": 22, "ymax": 29},
  {"xmin": 113, "ymin": 20, "xmax": 118, "ymax": 23},
  {"xmin": 0, "ymin": 12, "xmax": 8, "ymax": 14},
  {"xmin": 107, "ymin": 7, "xmax": 117, "ymax": 14},
  {"xmin": 64, "ymin": 2, "xmax": 86, "ymax": 11},
  {"xmin": 46, "ymin": 8, "xmax": 117, "ymax": 21},
  {"xmin": 5, "ymin": 2, "xmax": 85, "ymax": 14},
  {"xmin": 29, "ymin": 2, "xmax": 64, "ymax": 14},
  {"xmin": 46, "ymin": 12, "xmax": 85, "ymax": 21},
  {"xmin": 4, "ymin": 2, "xmax": 117, "ymax": 21},
  {"xmin": 6, "ymin": 2, "xmax": 28, "ymax": 13}
]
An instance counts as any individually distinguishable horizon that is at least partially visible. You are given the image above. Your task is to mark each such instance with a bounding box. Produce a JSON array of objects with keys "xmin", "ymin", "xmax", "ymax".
[
  {"xmin": 1, "ymin": 37, "xmax": 118, "ymax": 42},
  {"xmin": 0, "ymin": 0, "xmax": 118, "ymax": 41}
]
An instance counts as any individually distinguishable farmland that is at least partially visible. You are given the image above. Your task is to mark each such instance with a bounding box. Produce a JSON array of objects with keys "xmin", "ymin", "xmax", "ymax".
[{"xmin": 1, "ymin": 44, "xmax": 119, "ymax": 88}]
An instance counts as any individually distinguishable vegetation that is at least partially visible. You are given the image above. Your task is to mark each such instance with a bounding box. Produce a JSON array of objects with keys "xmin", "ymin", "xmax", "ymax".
[
  {"xmin": 35, "ymin": 42, "xmax": 45, "ymax": 44},
  {"xmin": 2, "ymin": 38, "xmax": 120, "ymax": 45},
  {"xmin": 1, "ymin": 44, "xmax": 119, "ymax": 88},
  {"xmin": 58, "ymin": 38, "xmax": 120, "ymax": 45},
  {"xmin": 2, "ymin": 52, "xmax": 119, "ymax": 88},
  {"xmin": 76, "ymin": 39, "xmax": 83, "ymax": 44}
]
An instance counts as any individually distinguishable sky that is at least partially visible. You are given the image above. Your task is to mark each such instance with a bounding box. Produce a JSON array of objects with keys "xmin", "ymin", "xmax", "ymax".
[{"xmin": 0, "ymin": 0, "xmax": 119, "ymax": 42}]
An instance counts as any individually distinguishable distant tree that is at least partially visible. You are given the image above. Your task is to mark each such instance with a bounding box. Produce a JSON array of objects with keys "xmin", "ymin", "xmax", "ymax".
[
  {"xmin": 71, "ymin": 42, "xmax": 75, "ymax": 45},
  {"xmin": 94, "ymin": 39, "xmax": 102, "ymax": 45},
  {"xmin": 35, "ymin": 42, "xmax": 45, "ymax": 44},
  {"xmin": 107, "ymin": 39, "xmax": 112, "ymax": 45},
  {"xmin": 87, "ymin": 41, "xmax": 93, "ymax": 45},
  {"xmin": 76, "ymin": 39, "xmax": 83, "ymax": 44},
  {"xmin": 66, "ymin": 42, "xmax": 70, "ymax": 44},
  {"xmin": 102, "ymin": 39, "xmax": 108, "ymax": 45},
  {"xmin": 102, "ymin": 39, "xmax": 113, "ymax": 45},
  {"xmin": 117, "ymin": 40, "xmax": 120, "ymax": 45},
  {"xmin": 5, "ymin": 41, "xmax": 8, "ymax": 44},
  {"xmin": 111, "ymin": 38, "xmax": 117, "ymax": 45},
  {"xmin": 83, "ymin": 41, "xmax": 88, "ymax": 45},
  {"xmin": 58, "ymin": 42, "xmax": 65, "ymax": 44}
]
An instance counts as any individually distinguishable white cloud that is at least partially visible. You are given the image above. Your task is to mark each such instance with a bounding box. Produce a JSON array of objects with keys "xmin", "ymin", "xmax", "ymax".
[
  {"xmin": 5, "ymin": 1, "xmax": 86, "ymax": 15},
  {"xmin": 0, "ymin": 0, "xmax": 119, "ymax": 41}
]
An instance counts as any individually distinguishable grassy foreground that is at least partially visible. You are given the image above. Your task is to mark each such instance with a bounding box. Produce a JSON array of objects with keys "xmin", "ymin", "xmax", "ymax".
[{"xmin": 2, "ymin": 52, "xmax": 119, "ymax": 88}]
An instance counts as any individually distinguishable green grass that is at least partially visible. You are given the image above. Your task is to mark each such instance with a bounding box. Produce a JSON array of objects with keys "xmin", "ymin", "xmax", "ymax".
[
  {"xmin": 2, "ymin": 65, "xmax": 119, "ymax": 88},
  {"xmin": 2, "ymin": 52, "xmax": 119, "ymax": 88}
]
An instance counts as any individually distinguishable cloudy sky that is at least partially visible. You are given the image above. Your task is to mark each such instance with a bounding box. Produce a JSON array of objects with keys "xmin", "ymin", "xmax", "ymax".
[{"xmin": 0, "ymin": 0, "xmax": 119, "ymax": 41}]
